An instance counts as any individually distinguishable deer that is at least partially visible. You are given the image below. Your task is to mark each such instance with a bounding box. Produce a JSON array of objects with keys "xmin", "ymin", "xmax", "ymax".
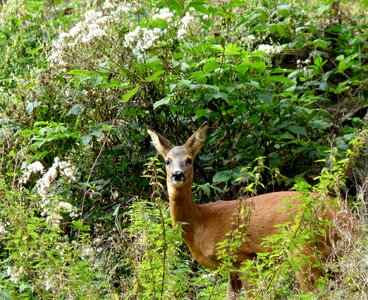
[{"xmin": 147, "ymin": 122, "xmax": 355, "ymax": 298}]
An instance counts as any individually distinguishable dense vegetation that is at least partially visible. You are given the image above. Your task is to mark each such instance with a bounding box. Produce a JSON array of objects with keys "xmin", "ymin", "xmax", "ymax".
[{"xmin": 0, "ymin": 0, "xmax": 367, "ymax": 298}]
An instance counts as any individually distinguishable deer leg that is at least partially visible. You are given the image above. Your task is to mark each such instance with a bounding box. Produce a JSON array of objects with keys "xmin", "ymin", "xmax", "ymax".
[
  {"xmin": 293, "ymin": 245, "xmax": 324, "ymax": 292},
  {"xmin": 227, "ymin": 272, "xmax": 251, "ymax": 299},
  {"xmin": 227, "ymin": 272, "xmax": 242, "ymax": 299}
]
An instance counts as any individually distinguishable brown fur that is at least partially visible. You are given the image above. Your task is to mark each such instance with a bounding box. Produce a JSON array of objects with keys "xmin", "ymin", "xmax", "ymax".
[{"xmin": 147, "ymin": 123, "xmax": 354, "ymax": 297}]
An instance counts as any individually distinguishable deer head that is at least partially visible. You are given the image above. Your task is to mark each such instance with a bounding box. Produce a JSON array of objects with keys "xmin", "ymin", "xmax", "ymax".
[{"xmin": 147, "ymin": 123, "xmax": 208, "ymax": 189}]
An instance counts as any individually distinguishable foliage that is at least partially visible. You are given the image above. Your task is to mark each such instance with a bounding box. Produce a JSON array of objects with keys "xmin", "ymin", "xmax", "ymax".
[{"xmin": 0, "ymin": 0, "xmax": 367, "ymax": 298}]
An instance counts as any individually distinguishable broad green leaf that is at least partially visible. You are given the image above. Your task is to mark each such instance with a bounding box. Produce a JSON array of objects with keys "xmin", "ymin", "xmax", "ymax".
[
  {"xmin": 250, "ymin": 113, "xmax": 261, "ymax": 124},
  {"xmin": 224, "ymin": 43, "xmax": 243, "ymax": 56},
  {"xmin": 269, "ymin": 75, "xmax": 295, "ymax": 85},
  {"xmin": 153, "ymin": 97, "xmax": 171, "ymax": 109},
  {"xmin": 317, "ymin": 5, "xmax": 330, "ymax": 15},
  {"xmin": 145, "ymin": 70, "xmax": 165, "ymax": 82},
  {"xmin": 213, "ymin": 170, "xmax": 234, "ymax": 183},
  {"xmin": 257, "ymin": 93, "xmax": 273, "ymax": 104},
  {"xmin": 287, "ymin": 125, "xmax": 307, "ymax": 136},
  {"xmin": 66, "ymin": 104, "xmax": 85, "ymax": 116},
  {"xmin": 203, "ymin": 61, "xmax": 220, "ymax": 73},
  {"xmin": 195, "ymin": 108, "xmax": 212, "ymax": 118},
  {"xmin": 121, "ymin": 85, "xmax": 139, "ymax": 103}
]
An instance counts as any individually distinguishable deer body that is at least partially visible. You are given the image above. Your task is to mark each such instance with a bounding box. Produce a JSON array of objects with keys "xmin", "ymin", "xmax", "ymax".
[
  {"xmin": 147, "ymin": 123, "xmax": 350, "ymax": 297},
  {"xmin": 170, "ymin": 189, "xmax": 301, "ymax": 269}
]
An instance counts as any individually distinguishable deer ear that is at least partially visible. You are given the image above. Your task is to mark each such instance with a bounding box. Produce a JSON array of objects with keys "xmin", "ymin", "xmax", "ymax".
[
  {"xmin": 184, "ymin": 122, "xmax": 208, "ymax": 157},
  {"xmin": 147, "ymin": 129, "xmax": 174, "ymax": 157}
]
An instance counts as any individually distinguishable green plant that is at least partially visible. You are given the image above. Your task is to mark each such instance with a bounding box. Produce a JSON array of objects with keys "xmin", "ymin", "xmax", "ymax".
[{"xmin": 123, "ymin": 157, "xmax": 193, "ymax": 299}]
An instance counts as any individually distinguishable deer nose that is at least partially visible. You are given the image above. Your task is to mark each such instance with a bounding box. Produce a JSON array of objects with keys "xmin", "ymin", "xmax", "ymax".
[{"xmin": 172, "ymin": 171, "xmax": 186, "ymax": 182}]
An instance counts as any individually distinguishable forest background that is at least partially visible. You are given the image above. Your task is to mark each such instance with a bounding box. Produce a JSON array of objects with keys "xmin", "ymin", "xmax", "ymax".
[{"xmin": 0, "ymin": 0, "xmax": 367, "ymax": 299}]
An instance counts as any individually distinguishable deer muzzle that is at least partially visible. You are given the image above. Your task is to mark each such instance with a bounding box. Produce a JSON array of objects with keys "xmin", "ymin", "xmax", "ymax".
[{"xmin": 171, "ymin": 171, "xmax": 186, "ymax": 186}]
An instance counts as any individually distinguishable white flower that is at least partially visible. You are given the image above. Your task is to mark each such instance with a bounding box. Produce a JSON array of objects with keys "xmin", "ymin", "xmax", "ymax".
[
  {"xmin": 46, "ymin": 214, "xmax": 62, "ymax": 227},
  {"xmin": 152, "ymin": 8, "xmax": 174, "ymax": 23},
  {"xmin": 257, "ymin": 44, "xmax": 284, "ymax": 55},
  {"xmin": 21, "ymin": 161, "xmax": 44, "ymax": 184},
  {"xmin": 177, "ymin": 28, "xmax": 187, "ymax": 39},
  {"xmin": 124, "ymin": 26, "xmax": 161, "ymax": 52},
  {"xmin": 7, "ymin": 266, "xmax": 25, "ymax": 284},
  {"xmin": 58, "ymin": 201, "xmax": 74, "ymax": 212},
  {"xmin": 81, "ymin": 246, "xmax": 95, "ymax": 259},
  {"xmin": 82, "ymin": 28, "xmax": 106, "ymax": 43},
  {"xmin": 45, "ymin": 277, "xmax": 54, "ymax": 291},
  {"xmin": 27, "ymin": 161, "xmax": 44, "ymax": 173},
  {"xmin": 116, "ymin": 2, "xmax": 133, "ymax": 14},
  {"xmin": 0, "ymin": 223, "xmax": 6, "ymax": 237},
  {"xmin": 102, "ymin": 0, "xmax": 114, "ymax": 10},
  {"xmin": 182, "ymin": 12, "xmax": 194, "ymax": 28},
  {"xmin": 84, "ymin": 10, "xmax": 103, "ymax": 22}
]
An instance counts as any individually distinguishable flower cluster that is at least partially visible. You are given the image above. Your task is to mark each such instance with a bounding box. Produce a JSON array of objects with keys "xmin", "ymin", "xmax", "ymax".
[
  {"xmin": 36, "ymin": 157, "xmax": 76, "ymax": 203},
  {"xmin": 21, "ymin": 161, "xmax": 44, "ymax": 184},
  {"xmin": 21, "ymin": 158, "xmax": 78, "ymax": 227},
  {"xmin": 48, "ymin": 9, "xmax": 114, "ymax": 69},
  {"xmin": 177, "ymin": 8, "xmax": 203, "ymax": 39},
  {"xmin": 152, "ymin": 7, "xmax": 174, "ymax": 23},
  {"xmin": 257, "ymin": 44, "xmax": 284, "ymax": 56},
  {"xmin": 6, "ymin": 266, "xmax": 25, "ymax": 284},
  {"xmin": 102, "ymin": 0, "xmax": 134, "ymax": 16},
  {"xmin": 0, "ymin": 221, "xmax": 6, "ymax": 237},
  {"xmin": 124, "ymin": 26, "xmax": 162, "ymax": 52}
]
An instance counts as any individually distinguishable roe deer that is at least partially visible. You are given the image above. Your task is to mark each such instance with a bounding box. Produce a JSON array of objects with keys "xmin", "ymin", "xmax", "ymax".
[{"xmin": 147, "ymin": 122, "xmax": 354, "ymax": 298}]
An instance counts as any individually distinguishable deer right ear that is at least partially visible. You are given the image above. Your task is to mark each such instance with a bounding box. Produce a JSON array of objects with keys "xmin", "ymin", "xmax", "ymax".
[{"xmin": 147, "ymin": 129, "xmax": 174, "ymax": 157}]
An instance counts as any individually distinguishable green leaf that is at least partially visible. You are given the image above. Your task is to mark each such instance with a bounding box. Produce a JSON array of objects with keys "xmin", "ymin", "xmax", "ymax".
[
  {"xmin": 269, "ymin": 75, "xmax": 295, "ymax": 85},
  {"xmin": 250, "ymin": 113, "xmax": 261, "ymax": 124},
  {"xmin": 213, "ymin": 170, "xmax": 234, "ymax": 183},
  {"xmin": 145, "ymin": 70, "xmax": 165, "ymax": 82},
  {"xmin": 121, "ymin": 85, "xmax": 139, "ymax": 103},
  {"xmin": 72, "ymin": 221, "xmax": 90, "ymax": 232},
  {"xmin": 66, "ymin": 104, "xmax": 85, "ymax": 116},
  {"xmin": 317, "ymin": 5, "xmax": 330, "ymax": 15},
  {"xmin": 277, "ymin": 4, "xmax": 291, "ymax": 17},
  {"xmin": 203, "ymin": 61, "xmax": 220, "ymax": 73},
  {"xmin": 257, "ymin": 93, "xmax": 273, "ymax": 104},
  {"xmin": 153, "ymin": 97, "xmax": 171, "ymax": 109},
  {"xmin": 224, "ymin": 43, "xmax": 243, "ymax": 56},
  {"xmin": 196, "ymin": 108, "xmax": 212, "ymax": 118},
  {"xmin": 287, "ymin": 125, "xmax": 307, "ymax": 136}
]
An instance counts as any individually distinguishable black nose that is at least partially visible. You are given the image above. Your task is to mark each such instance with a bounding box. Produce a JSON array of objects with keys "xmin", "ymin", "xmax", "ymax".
[{"xmin": 172, "ymin": 171, "xmax": 186, "ymax": 181}]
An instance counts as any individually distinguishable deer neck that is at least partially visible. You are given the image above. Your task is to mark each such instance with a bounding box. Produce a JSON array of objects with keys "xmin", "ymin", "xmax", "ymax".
[{"xmin": 167, "ymin": 183, "xmax": 199, "ymax": 239}]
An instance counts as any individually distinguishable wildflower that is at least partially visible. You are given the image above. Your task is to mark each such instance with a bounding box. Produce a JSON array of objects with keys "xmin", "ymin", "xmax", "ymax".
[
  {"xmin": 177, "ymin": 28, "xmax": 187, "ymax": 39},
  {"xmin": 21, "ymin": 161, "xmax": 44, "ymax": 184},
  {"xmin": 36, "ymin": 160, "xmax": 58, "ymax": 201},
  {"xmin": 111, "ymin": 1, "xmax": 133, "ymax": 15},
  {"xmin": 182, "ymin": 11, "xmax": 194, "ymax": 28},
  {"xmin": 6, "ymin": 266, "xmax": 25, "ymax": 284},
  {"xmin": 58, "ymin": 201, "xmax": 74, "ymax": 212},
  {"xmin": 257, "ymin": 44, "xmax": 284, "ymax": 55},
  {"xmin": 0, "ymin": 222, "xmax": 6, "ymax": 237},
  {"xmin": 102, "ymin": 0, "xmax": 114, "ymax": 10},
  {"xmin": 48, "ymin": 7, "xmax": 115, "ymax": 69},
  {"xmin": 46, "ymin": 213, "xmax": 62, "ymax": 227},
  {"xmin": 81, "ymin": 246, "xmax": 95, "ymax": 259},
  {"xmin": 152, "ymin": 8, "xmax": 174, "ymax": 23},
  {"xmin": 124, "ymin": 26, "xmax": 161, "ymax": 52}
]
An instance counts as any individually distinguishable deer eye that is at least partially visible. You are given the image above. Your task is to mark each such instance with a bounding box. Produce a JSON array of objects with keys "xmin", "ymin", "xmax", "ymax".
[
  {"xmin": 186, "ymin": 158, "xmax": 193, "ymax": 165},
  {"xmin": 165, "ymin": 159, "xmax": 171, "ymax": 166}
]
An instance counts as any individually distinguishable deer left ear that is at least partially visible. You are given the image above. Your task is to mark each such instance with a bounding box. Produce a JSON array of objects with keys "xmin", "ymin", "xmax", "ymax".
[
  {"xmin": 147, "ymin": 129, "xmax": 174, "ymax": 157},
  {"xmin": 184, "ymin": 122, "xmax": 208, "ymax": 157}
]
